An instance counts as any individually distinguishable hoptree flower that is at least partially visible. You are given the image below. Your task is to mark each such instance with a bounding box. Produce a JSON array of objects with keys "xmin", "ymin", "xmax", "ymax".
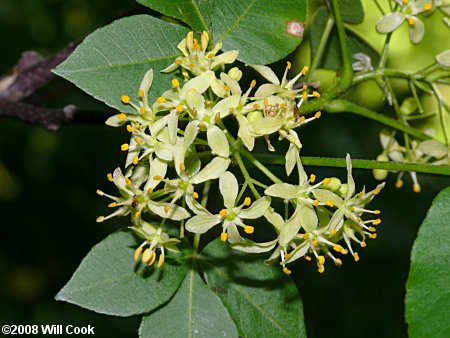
[
  {"xmin": 96, "ymin": 168, "xmax": 190, "ymax": 222},
  {"xmin": 185, "ymin": 171, "xmax": 271, "ymax": 244},
  {"xmin": 162, "ymin": 31, "xmax": 238, "ymax": 78},
  {"xmin": 376, "ymin": 0, "xmax": 435, "ymax": 44},
  {"xmin": 131, "ymin": 219, "xmax": 181, "ymax": 268},
  {"xmin": 352, "ymin": 53, "xmax": 374, "ymax": 72}
]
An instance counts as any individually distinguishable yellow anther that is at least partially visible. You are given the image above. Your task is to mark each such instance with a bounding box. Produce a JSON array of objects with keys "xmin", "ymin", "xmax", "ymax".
[
  {"xmin": 302, "ymin": 91, "xmax": 308, "ymax": 100},
  {"xmin": 283, "ymin": 266, "xmax": 292, "ymax": 275},
  {"xmin": 369, "ymin": 233, "xmax": 377, "ymax": 239},
  {"xmin": 353, "ymin": 252, "xmax": 360, "ymax": 262},
  {"xmin": 153, "ymin": 175, "xmax": 163, "ymax": 181},
  {"xmin": 312, "ymin": 239, "xmax": 319, "ymax": 246},
  {"xmin": 135, "ymin": 210, "xmax": 141, "ymax": 218},
  {"xmin": 220, "ymin": 232, "xmax": 228, "ymax": 242},
  {"xmin": 138, "ymin": 89, "xmax": 144, "ymax": 98},
  {"xmin": 322, "ymin": 178, "xmax": 331, "ymax": 185},
  {"xmin": 121, "ymin": 95, "xmax": 130, "ymax": 104},
  {"xmin": 164, "ymin": 205, "xmax": 170, "ymax": 213},
  {"xmin": 280, "ymin": 103, "xmax": 288, "ymax": 109},
  {"xmin": 305, "ymin": 255, "xmax": 312, "ymax": 261},
  {"xmin": 108, "ymin": 202, "xmax": 117, "ymax": 208},
  {"xmin": 300, "ymin": 116, "xmax": 306, "ymax": 123},
  {"xmin": 224, "ymin": 85, "xmax": 231, "ymax": 91},
  {"xmin": 302, "ymin": 233, "xmax": 310, "ymax": 239},
  {"xmin": 402, "ymin": 0, "xmax": 408, "ymax": 4},
  {"xmin": 318, "ymin": 255, "xmax": 325, "ymax": 265},
  {"xmin": 373, "ymin": 188, "xmax": 381, "ymax": 195},
  {"xmin": 424, "ymin": 3, "xmax": 432, "ymax": 11},
  {"xmin": 287, "ymin": 61, "xmax": 291, "ymax": 69},
  {"xmin": 395, "ymin": 179, "xmax": 404, "ymax": 189},
  {"xmin": 157, "ymin": 96, "xmax": 166, "ymax": 103},
  {"xmin": 157, "ymin": 253, "xmax": 165, "ymax": 268},
  {"xmin": 318, "ymin": 265, "xmax": 325, "ymax": 273},
  {"xmin": 314, "ymin": 111, "xmax": 322, "ymax": 119},
  {"xmin": 142, "ymin": 248, "xmax": 152, "ymax": 263},
  {"xmin": 291, "ymin": 94, "xmax": 296, "ymax": 100},
  {"xmin": 360, "ymin": 242, "xmax": 366, "ymax": 248},
  {"xmin": 408, "ymin": 18, "xmax": 415, "ymax": 26},
  {"xmin": 126, "ymin": 125, "xmax": 134, "ymax": 133},
  {"xmin": 333, "ymin": 244, "xmax": 343, "ymax": 252},
  {"xmin": 341, "ymin": 249, "xmax": 348, "ymax": 255},
  {"xmin": 96, "ymin": 216, "xmax": 105, "ymax": 223},
  {"xmin": 132, "ymin": 155, "xmax": 139, "ymax": 165},
  {"xmin": 368, "ymin": 226, "xmax": 377, "ymax": 232},
  {"xmin": 107, "ymin": 173, "xmax": 113, "ymax": 182},
  {"xmin": 193, "ymin": 192, "xmax": 199, "ymax": 199},
  {"xmin": 356, "ymin": 216, "xmax": 362, "ymax": 222},
  {"xmin": 301, "ymin": 66, "xmax": 309, "ymax": 75},
  {"xmin": 96, "ymin": 189, "xmax": 104, "ymax": 196},
  {"xmin": 201, "ymin": 31, "xmax": 209, "ymax": 48},
  {"xmin": 244, "ymin": 225, "xmax": 254, "ymax": 234},
  {"xmin": 250, "ymin": 79, "xmax": 256, "ymax": 88},
  {"xmin": 372, "ymin": 219, "xmax": 381, "ymax": 225},
  {"xmin": 134, "ymin": 246, "xmax": 143, "ymax": 261},
  {"xmin": 244, "ymin": 197, "xmax": 251, "ymax": 206},
  {"xmin": 312, "ymin": 91, "xmax": 320, "ymax": 98},
  {"xmin": 148, "ymin": 251, "xmax": 156, "ymax": 266},
  {"xmin": 134, "ymin": 137, "xmax": 142, "ymax": 145},
  {"xmin": 176, "ymin": 104, "xmax": 183, "ymax": 113},
  {"xmin": 374, "ymin": 210, "xmax": 381, "ymax": 215},
  {"xmin": 253, "ymin": 104, "xmax": 260, "ymax": 109},
  {"xmin": 207, "ymin": 53, "xmax": 214, "ymax": 58},
  {"xmin": 147, "ymin": 188, "xmax": 153, "ymax": 195},
  {"xmin": 309, "ymin": 174, "xmax": 316, "ymax": 183},
  {"xmin": 335, "ymin": 258, "xmax": 343, "ymax": 266},
  {"xmin": 121, "ymin": 143, "xmax": 129, "ymax": 151},
  {"xmin": 325, "ymin": 200, "xmax": 334, "ymax": 208},
  {"xmin": 180, "ymin": 163, "xmax": 185, "ymax": 172},
  {"xmin": 175, "ymin": 59, "xmax": 182, "ymax": 65},
  {"xmin": 125, "ymin": 177, "xmax": 132, "ymax": 185},
  {"xmin": 284, "ymin": 252, "xmax": 292, "ymax": 259},
  {"xmin": 118, "ymin": 113, "xmax": 127, "ymax": 119},
  {"xmin": 329, "ymin": 229, "xmax": 337, "ymax": 237},
  {"xmin": 189, "ymin": 63, "xmax": 195, "ymax": 69},
  {"xmin": 413, "ymin": 184, "xmax": 421, "ymax": 193},
  {"xmin": 140, "ymin": 107, "xmax": 146, "ymax": 115},
  {"xmin": 263, "ymin": 98, "xmax": 269, "ymax": 106},
  {"xmin": 313, "ymin": 199, "xmax": 319, "ymax": 207},
  {"xmin": 172, "ymin": 78, "xmax": 180, "ymax": 88},
  {"xmin": 219, "ymin": 209, "xmax": 228, "ymax": 218}
]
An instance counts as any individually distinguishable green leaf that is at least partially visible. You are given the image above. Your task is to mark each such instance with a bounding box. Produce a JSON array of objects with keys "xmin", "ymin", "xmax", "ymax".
[
  {"xmin": 139, "ymin": 267, "xmax": 238, "ymax": 338},
  {"xmin": 310, "ymin": 6, "xmax": 379, "ymax": 70},
  {"xmin": 340, "ymin": 0, "xmax": 364, "ymax": 24},
  {"xmin": 56, "ymin": 230, "xmax": 188, "ymax": 316},
  {"xmin": 200, "ymin": 240, "xmax": 306, "ymax": 338},
  {"xmin": 405, "ymin": 187, "xmax": 450, "ymax": 338},
  {"xmin": 212, "ymin": 0, "xmax": 307, "ymax": 64},
  {"xmin": 136, "ymin": 0, "xmax": 213, "ymax": 31},
  {"xmin": 54, "ymin": 15, "xmax": 189, "ymax": 114}
]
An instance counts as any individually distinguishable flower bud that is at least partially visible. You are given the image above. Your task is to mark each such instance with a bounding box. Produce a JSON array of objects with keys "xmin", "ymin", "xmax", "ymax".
[
  {"xmin": 338, "ymin": 183, "xmax": 348, "ymax": 197},
  {"xmin": 400, "ymin": 97, "xmax": 417, "ymax": 115},
  {"xmin": 323, "ymin": 177, "xmax": 341, "ymax": 192},
  {"xmin": 228, "ymin": 67, "xmax": 242, "ymax": 81},
  {"xmin": 247, "ymin": 110, "xmax": 263, "ymax": 124},
  {"xmin": 373, "ymin": 154, "xmax": 389, "ymax": 181}
]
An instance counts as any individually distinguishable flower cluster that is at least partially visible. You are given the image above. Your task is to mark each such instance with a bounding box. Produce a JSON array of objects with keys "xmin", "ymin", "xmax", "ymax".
[
  {"xmin": 96, "ymin": 31, "xmax": 384, "ymax": 274},
  {"xmin": 376, "ymin": 0, "xmax": 449, "ymax": 44}
]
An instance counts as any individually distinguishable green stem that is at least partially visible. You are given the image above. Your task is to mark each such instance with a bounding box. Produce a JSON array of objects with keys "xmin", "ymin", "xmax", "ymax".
[
  {"xmin": 306, "ymin": 14, "xmax": 334, "ymax": 82},
  {"xmin": 325, "ymin": 100, "xmax": 431, "ymax": 141},
  {"xmin": 241, "ymin": 149, "xmax": 282, "ymax": 184},
  {"xmin": 234, "ymin": 151, "xmax": 261, "ymax": 198},
  {"xmin": 378, "ymin": 32, "xmax": 392, "ymax": 69},
  {"xmin": 431, "ymin": 84, "xmax": 450, "ymax": 146},
  {"xmin": 253, "ymin": 154, "xmax": 450, "ymax": 176}
]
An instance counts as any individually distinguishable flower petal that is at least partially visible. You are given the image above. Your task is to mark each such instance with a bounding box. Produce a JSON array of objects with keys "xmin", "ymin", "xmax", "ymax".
[
  {"xmin": 346, "ymin": 154, "xmax": 355, "ymax": 198},
  {"xmin": 145, "ymin": 157, "xmax": 167, "ymax": 191},
  {"xmin": 226, "ymin": 222, "xmax": 245, "ymax": 244},
  {"xmin": 236, "ymin": 115, "xmax": 255, "ymax": 151},
  {"xmin": 207, "ymin": 125, "xmax": 230, "ymax": 157},
  {"xmin": 247, "ymin": 64, "xmax": 280, "ymax": 85},
  {"xmin": 210, "ymin": 50, "xmax": 239, "ymax": 69},
  {"xmin": 180, "ymin": 71, "xmax": 215, "ymax": 97},
  {"xmin": 212, "ymin": 94, "xmax": 240, "ymax": 119},
  {"xmin": 265, "ymin": 183, "xmax": 298, "ymax": 199},
  {"xmin": 250, "ymin": 116, "xmax": 284, "ymax": 136},
  {"xmin": 219, "ymin": 171, "xmax": 238, "ymax": 209},
  {"xmin": 184, "ymin": 121, "xmax": 199, "ymax": 148},
  {"xmin": 231, "ymin": 239, "xmax": 278, "ymax": 253},
  {"xmin": 185, "ymin": 214, "xmax": 222, "ymax": 234},
  {"xmin": 376, "ymin": 12, "xmax": 405, "ymax": 33},
  {"xmin": 186, "ymin": 194, "xmax": 210, "ymax": 215},
  {"xmin": 279, "ymin": 207, "xmax": 302, "ymax": 247},
  {"xmin": 298, "ymin": 204, "xmax": 318, "ymax": 233},
  {"xmin": 284, "ymin": 241, "xmax": 309, "ymax": 264},
  {"xmin": 409, "ymin": 18, "xmax": 425, "ymax": 44},
  {"xmin": 192, "ymin": 157, "xmax": 230, "ymax": 184},
  {"xmin": 239, "ymin": 196, "xmax": 271, "ymax": 219},
  {"xmin": 264, "ymin": 209, "xmax": 284, "ymax": 232},
  {"xmin": 147, "ymin": 201, "xmax": 191, "ymax": 221},
  {"xmin": 312, "ymin": 189, "xmax": 344, "ymax": 208}
]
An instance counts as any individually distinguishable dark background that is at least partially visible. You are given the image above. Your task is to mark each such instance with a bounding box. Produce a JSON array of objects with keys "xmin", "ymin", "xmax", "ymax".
[{"xmin": 1, "ymin": 1, "xmax": 449, "ymax": 337}]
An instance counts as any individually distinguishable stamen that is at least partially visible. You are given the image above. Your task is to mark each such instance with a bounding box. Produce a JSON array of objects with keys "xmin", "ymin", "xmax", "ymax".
[
  {"xmin": 96, "ymin": 216, "xmax": 105, "ymax": 222},
  {"xmin": 219, "ymin": 209, "xmax": 228, "ymax": 218},
  {"xmin": 353, "ymin": 252, "xmax": 360, "ymax": 262},
  {"xmin": 243, "ymin": 197, "xmax": 251, "ymax": 206},
  {"xmin": 313, "ymin": 199, "xmax": 319, "ymax": 207},
  {"xmin": 135, "ymin": 137, "xmax": 142, "ymax": 145},
  {"xmin": 153, "ymin": 175, "xmax": 163, "ymax": 180},
  {"xmin": 253, "ymin": 104, "xmax": 260, "ymax": 109},
  {"xmin": 335, "ymin": 258, "xmax": 342, "ymax": 266},
  {"xmin": 325, "ymin": 200, "xmax": 334, "ymax": 208},
  {"xmin": 312, "ymin": 239, "xmax": 319, "ymax": 246},
  {"xmin": 244, "ymin": 225, "xmax": 254, "ymax": 234},
  {"xmin": 134, "ymin": 246, "xmax": 143, "ymax": 261},
  {"xmin": 175, "ymin": 59, "xmax": 182, "ymax": 65},
  {"xmin": 157, "ymin": 96, "xmax": 166, "ymax": 103},
  {"xmin": 138, "ymin": 89, "xmax": 144, "ymax": 98},
  {"xmin": 322, "ymin": 178, "xmax": 331, "ymax": 185},
  {"xmin": 302, "ymin": 92, "xmax": 308, "ymax": 101},
  {"xmin": 121, "ymin": 96, "xmax": 130, "ymax": 104},
  {"xmin": 372, "ymin": 219, "xmax": 381, "ymax": 225},
  {"xmin": 310, "ymin": 174, "xmax": 316, "ymax": 183},
  {"xmin": 118, "ymin": 113, "xmax": 127, "ymax": 119},
  {"xmin": 301, "ymin": 66, "xmax": 308, "ymax": 75},
  {"xmin": 305, "ymin": 255, "xmax": 312, "ymax": 261},
  {"xmin": 368, "ymin": 226, "xmax": 376, "ymax": 232},
  {"xmin": 220, "ymin": 232, "xmax": 228, "ymax": 242},
  {"xmin": 121, "ymin": 143, "xmax": 129, "ymax": 151},
  {"xmin": 318, "ymin": 265, "xmax": 325, "ymax": 273},
  {"xmin": 318, "ymin": 255, "xmax": 325, "ymax": 265},
  {"xmin": 314, "ymin": 111, "xmax": 321, "ymax": 119},
  {"xmin": 395, "ymin": 179, "xmax": 404, "ymax": 188},
  {"xmin": 135, "ymin": 210, "xmax": 141, "ymax": 218},
  {"xmin": 126, "ymin": 125, "xmax": 134, "ymax": 133},
  {"xmin": 148, "ymin": 251, "xmax": 156, "ymax": 266},
  {"xmin": 224, "ymin": 85, "xmax": 231, "ymax": 91},
  {"xmin": 360, "ymin": 242, "xmax": 366, "ymax": 248},
  {"xmin": 142, "ymin": 249, "xmax": 152, "ymax": 264},
  {"xmin": 402, "ymin": 0, "xmax": 408, "ymax": 4},
  {"xmin": 180, "ymin": 163, "xmax": 185, "ymax": 172},
  {"xmin": 283, "ymin": 266, "xmax": 292, "ymax": 275},
  {"xmin": 302, "ymin": 233, "xmax": 309, "ymax": 239},
  {"xmin": 133, "ymin": 156, "xmax": 139, "ymax": 165},
  {"xmin": 164, "ymin": 205, "xmax": 170, "ymax": 213},
  {"xmin": 373, "ymin": 188, "xmax": 381, "ymax": 195},
  {"xmin": 369, "ymin": 233, "xmax": 377, "ymax": 239},
  {"xmin": 192, "ymin": 192, "xmax": 199, "ymax": 199},
  {"xmin": 96, "ymin": 189, "xmax": 104, "ymax": 196},
  {"xmin": 250, "ymin": 80, "xmax": 256, "ymax": 88},
  {"xmin": 108, "ymin": 202, "xmax": 117, "ymax": 208},
  {"xmin": 157, "ymin": 252, "xmax": 165, "ymax": 268},
  {"xmin": 333, "ymin": 244, "xmax": 343, "ymax": 252},
  {"xmin": 172, "ymin": 78, "xmax": 180, "ymax": 88},
  {"xmin": 329, "ymin": 229, "xmax": 337, "ymax": 236},
  {"xmin": 424, "ymin": 3, "xmax": 432, "ymax": 11},
  {"xmin": 374, "ymin": 210, "xmax": 381, "ymax": 215},
  {"xmin": 287, "ymin": 61, "xmax": 291, "ymax": 70},
  {"xmin": 107, "ymin": 173, "xmax": 113, "ymax": 182},
  {"xmin": 408, "ymin": 18, "xmax": 415, "ymax": 26},
  {"xmin": 312, "ymin": 91, "xmax": 320, "ymax": 98},
  {"xmin": 125, "ymin": 177, "xmax": 132, "ymax": 185},
  {"xmin": 413, "ymin": 183, "xmax": 421, "ymax": 193}
]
